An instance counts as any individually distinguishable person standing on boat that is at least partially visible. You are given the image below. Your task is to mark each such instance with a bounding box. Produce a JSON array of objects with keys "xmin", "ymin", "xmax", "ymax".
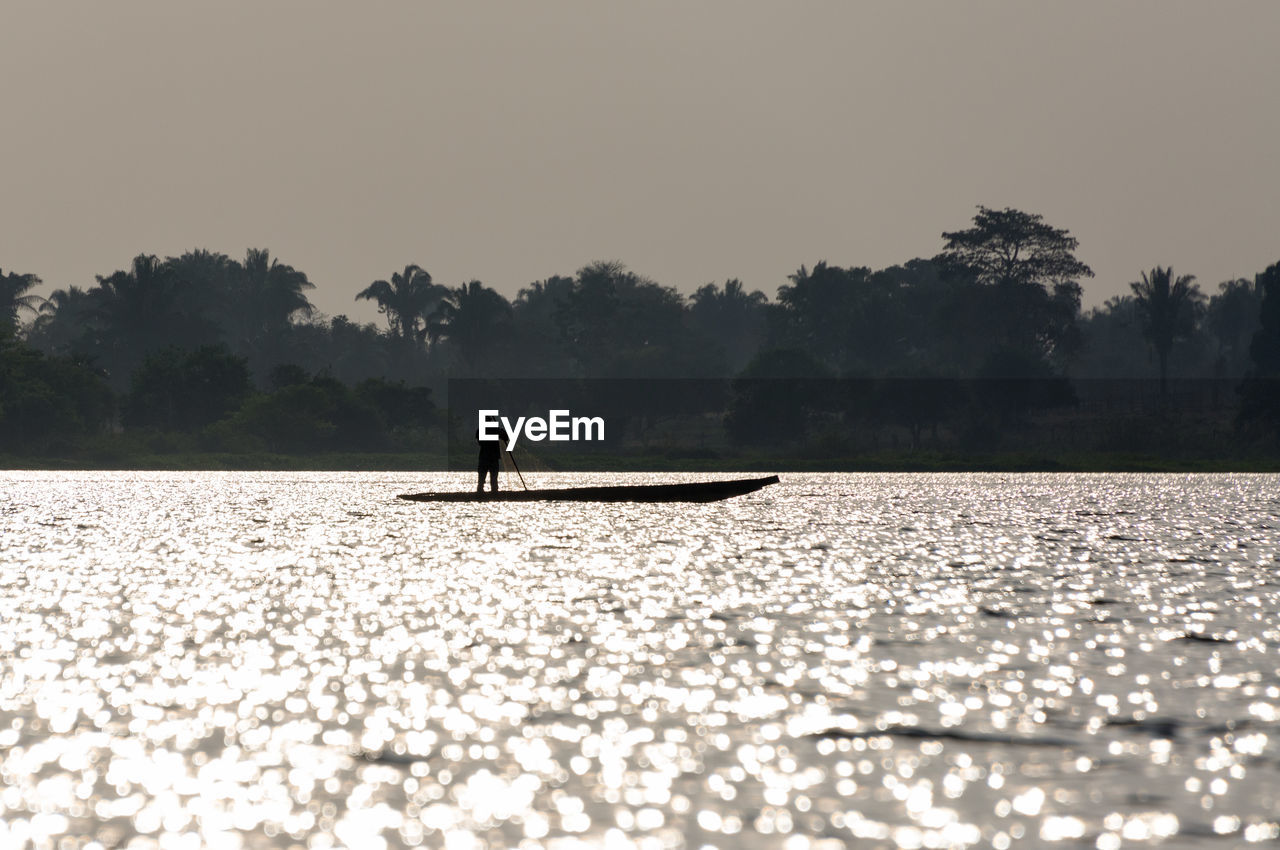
[{"xmin": 476, "ymin": 426, "xmax": 506, "ymax": 493}]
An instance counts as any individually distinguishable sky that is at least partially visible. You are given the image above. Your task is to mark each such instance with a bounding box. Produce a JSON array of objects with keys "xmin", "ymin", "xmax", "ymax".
[{"xmin": 2, "ymin": 1, "xmax": 1277, "ymax": 325}]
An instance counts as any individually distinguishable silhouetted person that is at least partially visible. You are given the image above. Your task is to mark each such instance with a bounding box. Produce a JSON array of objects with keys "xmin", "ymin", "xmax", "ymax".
[{"xmin": 477, "ymin": 427, "xmax": 505, "ymax": 492}]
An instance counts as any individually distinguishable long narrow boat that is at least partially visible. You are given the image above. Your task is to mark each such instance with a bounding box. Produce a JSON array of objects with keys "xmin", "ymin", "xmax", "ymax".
[{"xmin": 398, "ymin": 475, "xmax": 779, "ymax": 503}]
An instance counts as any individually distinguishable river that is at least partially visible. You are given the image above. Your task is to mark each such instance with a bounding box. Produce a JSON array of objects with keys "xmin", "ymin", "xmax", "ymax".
[{"xmin": 1, "ymin": 471, "xmax": 1278, "ymax": 848}]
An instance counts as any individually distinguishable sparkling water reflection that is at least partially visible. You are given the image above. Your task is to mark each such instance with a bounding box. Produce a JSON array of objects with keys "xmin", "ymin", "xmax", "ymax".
[{"xmin": 2, "ymin": 471, "xmax": 1279, "ymax": 849}]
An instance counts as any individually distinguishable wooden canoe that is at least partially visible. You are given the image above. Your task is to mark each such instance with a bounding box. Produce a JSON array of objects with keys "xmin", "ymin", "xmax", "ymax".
[{"xmin": 398, "ymin": 475, "xmax": 779, "ymax": 503}]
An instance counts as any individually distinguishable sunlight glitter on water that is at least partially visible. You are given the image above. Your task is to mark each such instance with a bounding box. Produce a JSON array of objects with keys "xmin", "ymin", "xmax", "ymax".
[{"xmin": 2, "ymin": 471, "xmax": 1279, "ymax": 848}]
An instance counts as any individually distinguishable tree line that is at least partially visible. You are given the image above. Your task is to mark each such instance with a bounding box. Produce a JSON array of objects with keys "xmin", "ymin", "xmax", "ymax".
[{"xmin": 3, "ymin": 206, "xmax": 1279, "ymax": 456}]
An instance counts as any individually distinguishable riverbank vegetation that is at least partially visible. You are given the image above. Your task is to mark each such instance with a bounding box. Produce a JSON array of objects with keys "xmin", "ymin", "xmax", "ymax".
[{"xmin": 3, "ymin": 207, "xmax": 1279, "ymax": 469}]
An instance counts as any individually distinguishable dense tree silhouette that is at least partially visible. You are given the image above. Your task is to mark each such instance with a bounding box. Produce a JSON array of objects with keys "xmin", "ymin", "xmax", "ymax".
[
  {"xmin": 125, "ymin": 345, "xmax": 252, "ymax": 432},
  {"xmin": 163, "ymin": 250, "xmax": 239, "ymax": 349},
  {"xmin": 510, "ymin": 276, "xmax": 578, "ymax": 376},
  {"xmin": 71, "ymin": 250, "xmax": 312, "ymax": 386},
  {"xmin": 9, "ymin": 215, "xmax": 1280, "ymax": 463},
  {"xmin": 89, "ymin": 254, "xmax": 188, "ymax": 384},
  {"xmin": 725, "ymin": 348, "xmax": 833, "ymax": 445},
  {"xmin": 354, "ymin": 378, "xmax": 435, "ymax": 432},
  {"xmin": 429, "ymin": 280, "xmax": 513, "ymax": 374},
  {"xmin": 555, "ymin": 262, "xmax": 688, "ymax": 377},
  {"xmin": 937, "ymin": 207, "xmax": 1091, "ymax": 370},
  {"xmin": 1, "ymin": 324, "xmax": 112, "ymax": 449},
  {"xmin": 1206, "ymin": 278, "xmax": 1262, "ymax": 376},
  {"xmin": 1248, "ymin": 262, "xmax": 1280, "ymax": 376},
  {"xmin": 689, "ymin": 279, "xmax": 768, "ymax": 373},
  {"xmin": 22, "ymin": 249, "xmax": 321, "ymax": 387},
  {"xmin": 555, "ymin": 261, "xmax": 628, "ymax": 371},
  {"xmin": 223, "ymin": 375, "xmax": 385, "ymax": 453},
  {"xmin": 1239, "ymin": 262, "xmax": 1280, "ymax": 435},
  {"xmin": 865, "ymin": 259, "xmax": 949, "ymax": 372},
  {"xmin": 1073, "ymin": 296, "xmax": 1147, "ymax": 378},
  {"xmin": 320, "ymin": 315, "xmax": 404, "ymax": 383},
  {"xmin": 1130, "ymin": 266, "xmax": 1205, "ymax": 394},
  {"xmin": 774, "ymin": 263, "xmax": 870, "ymax": 372},
  {"xmin": 772, "ymin": 258, "xmax": 970, "ymax": 376}
]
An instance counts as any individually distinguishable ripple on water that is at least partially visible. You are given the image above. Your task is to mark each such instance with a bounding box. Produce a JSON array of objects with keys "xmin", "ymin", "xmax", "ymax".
[{"xmin": 1, "ymin": 470, "xmax": 1279, "ymax": 848}]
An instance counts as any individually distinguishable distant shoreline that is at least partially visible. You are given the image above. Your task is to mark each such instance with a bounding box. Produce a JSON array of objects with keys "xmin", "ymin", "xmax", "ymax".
[{"xmin": 4, "ymin": 451, "xmax": 1279, "ymax": 473}]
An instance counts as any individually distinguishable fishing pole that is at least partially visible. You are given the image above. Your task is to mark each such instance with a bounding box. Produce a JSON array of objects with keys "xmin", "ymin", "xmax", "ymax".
[{"xmin": 506, "ymin": 446, "xmax": 528, "ymax": 491}]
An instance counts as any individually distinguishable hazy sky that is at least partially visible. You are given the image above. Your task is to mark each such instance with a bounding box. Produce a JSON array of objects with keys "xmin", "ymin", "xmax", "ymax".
[{"xmin": 3, "ymin": 1, "xmax": 1277, "ymax": 324}]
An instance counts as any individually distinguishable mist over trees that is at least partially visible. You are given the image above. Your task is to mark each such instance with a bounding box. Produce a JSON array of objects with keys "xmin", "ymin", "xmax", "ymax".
[{"xmin": 4, "ymin": 206, "xmax": 1279, "ymax": 459}]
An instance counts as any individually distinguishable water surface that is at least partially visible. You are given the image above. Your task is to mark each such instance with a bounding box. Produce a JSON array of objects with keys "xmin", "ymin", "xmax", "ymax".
[{"xmin": 2, "ymin": 471, "xmax": 1278, "ymax": 848}]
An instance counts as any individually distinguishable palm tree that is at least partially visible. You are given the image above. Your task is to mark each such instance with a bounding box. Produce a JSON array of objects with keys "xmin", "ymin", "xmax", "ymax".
[
  {"xmin": 691, "ymin": 278, "xmax": 767, "ymax": 315},
  {"xmin": 238, "ymin": 248, "xmax": 315, "ymax": 332},
  {"xmin": 167, "ymin": 249, "xmax": 238, "ymax": 340},
  {"xmin": 229, "ymin": 248, "xmax": 315, "ymax": 375},
  {"xmin": 1130, "ymin": 266, "xmax": 1205, "ymax": 394},
  {"xmin": 429, "ymin": 280, "xmax": 513, "ymax": 369},
  {"xmin": 689, "ymin": 279, "xmax": 768, "ymax": 372},
  {"xmin": 89, "ymin": 254, "xmax": 176, "ymax": 381},
  {"xmin": 0, "ymin": 268, "xmax": 43, "ymax": 328},
  {"xmin": 355, "ymin": 264, "xmax": 445, "ymax": 345},
  {"xmin": 39, "ymin": 286, "xmax": 89, "ymax": 316},
  {"xmin": 28, "ymin": 286, "xmax": 93, "ymax": 355}
]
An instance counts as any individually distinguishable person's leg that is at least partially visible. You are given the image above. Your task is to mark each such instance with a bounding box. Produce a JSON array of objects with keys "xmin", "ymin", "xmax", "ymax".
[
  {"xmin": 477, "ymin": 464, "xmax": 485, "ymax": 492},
  {"xmin": 488, "ymin": 464, "xmax": 499, "ymax": 491}
]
